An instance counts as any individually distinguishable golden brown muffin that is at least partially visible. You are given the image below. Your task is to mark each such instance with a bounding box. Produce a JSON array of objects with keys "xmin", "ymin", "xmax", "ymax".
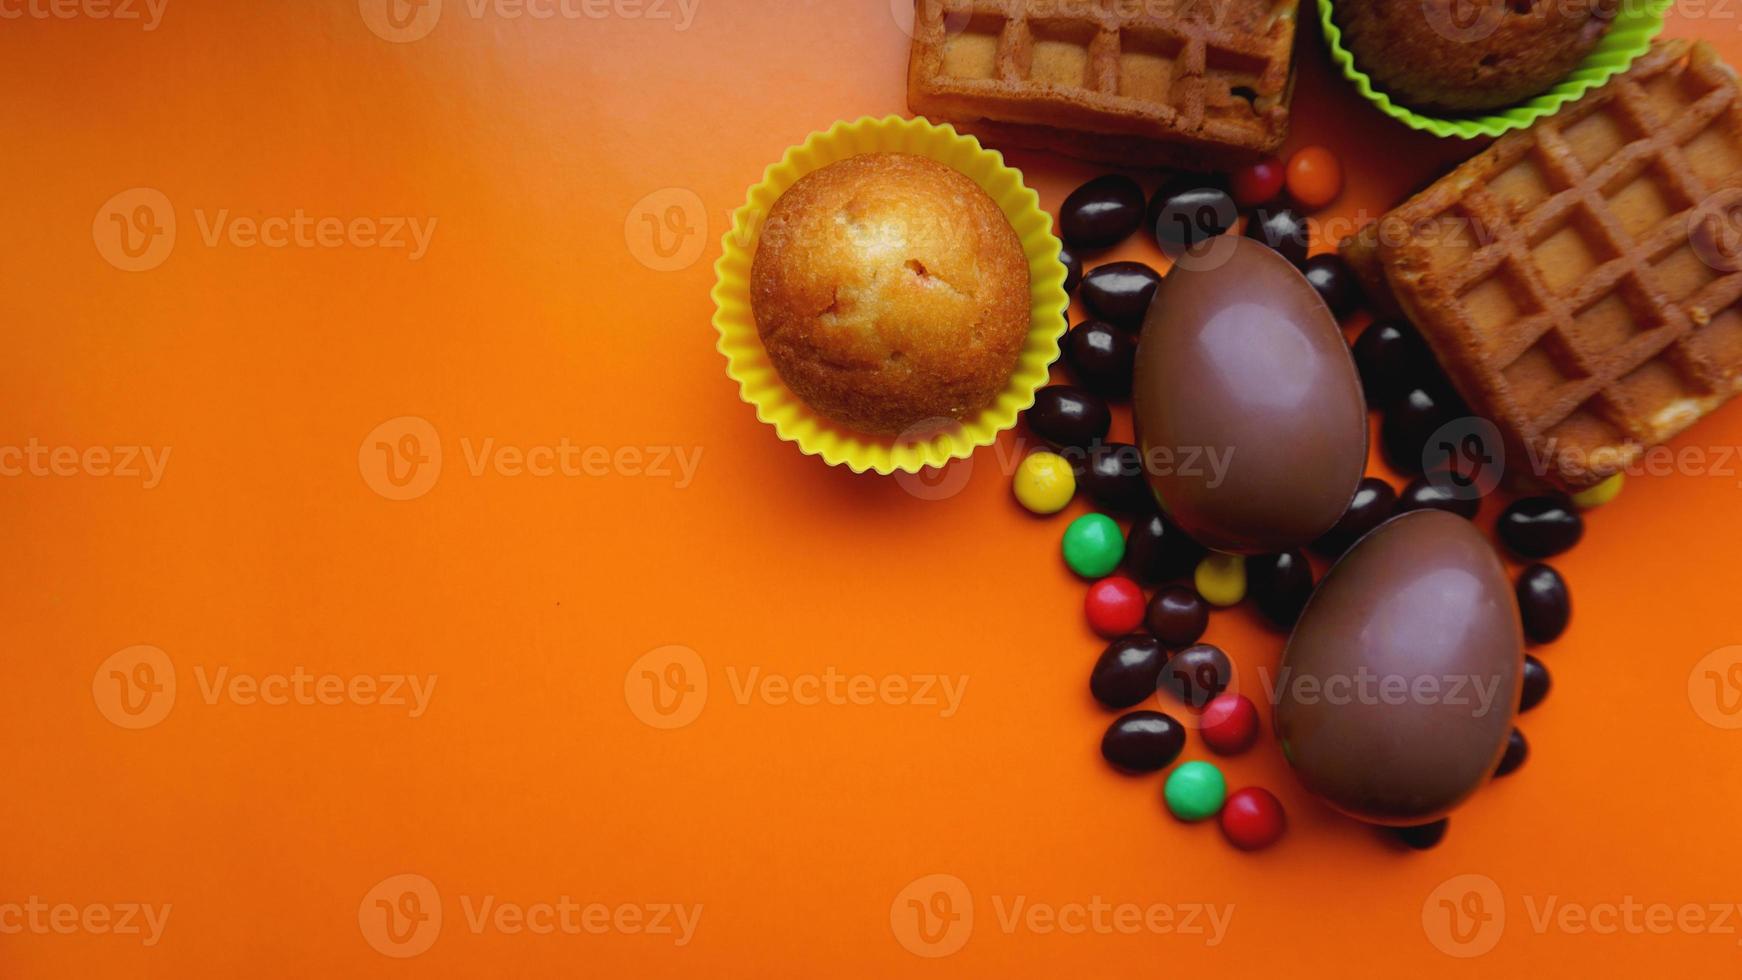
[
  {"xmin": 1334, "ymin": 0, "xmax": 1616, "ymax": 113},
  {"xmin": 750, "ymin": 153, "xmax": 1030, "ymax": 436}
]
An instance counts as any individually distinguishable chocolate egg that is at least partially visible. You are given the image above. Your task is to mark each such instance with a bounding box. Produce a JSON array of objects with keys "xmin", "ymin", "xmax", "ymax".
[
  {"xmin": 1275, "ymin": 510, "xmax": 1522, "ymax": 825},
  {"xmin": 1132, "ymin": 237, "xmax": 1367, "ymax": 553}
]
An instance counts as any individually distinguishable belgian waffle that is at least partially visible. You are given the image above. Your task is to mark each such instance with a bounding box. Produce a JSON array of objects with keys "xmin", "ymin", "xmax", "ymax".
[
  {"xmin": 906, "ymin": 0, "xmax": 1297, "ymax": 169},
  {"xmin": 1345, "ymin": 40, "xmax": 1742, "ymax": 492}
]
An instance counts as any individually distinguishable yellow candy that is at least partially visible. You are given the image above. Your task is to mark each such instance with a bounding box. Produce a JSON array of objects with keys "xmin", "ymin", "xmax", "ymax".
[
  {"xmin": 1195, "ymin": 553, "xmax": 1247, "ymax": 608},
  {"xmin": 1013, "ymin": 451, "xmax": 1076, "ymax": 515},
  {"xmin": 1571, "ymin": 472, "xmax": 1624, "ymax": 510}
]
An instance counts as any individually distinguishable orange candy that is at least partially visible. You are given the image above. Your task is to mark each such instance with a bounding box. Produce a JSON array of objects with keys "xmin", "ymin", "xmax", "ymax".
[{"xmin": 1286, "ymin": 146, "xmax": 1343, "ymax": 211}]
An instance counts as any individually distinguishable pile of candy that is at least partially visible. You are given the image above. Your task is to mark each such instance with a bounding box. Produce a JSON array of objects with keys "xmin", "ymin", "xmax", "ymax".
[{"xmin": 1018, "ymin": 151, "xmax": 1617, "ymax": 851}]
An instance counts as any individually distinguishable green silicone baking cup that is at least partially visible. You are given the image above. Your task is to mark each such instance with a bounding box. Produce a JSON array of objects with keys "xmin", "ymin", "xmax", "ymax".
[{"xmin": 1318, "ymin": 0, "xmax": 1673, "ymax": 139}]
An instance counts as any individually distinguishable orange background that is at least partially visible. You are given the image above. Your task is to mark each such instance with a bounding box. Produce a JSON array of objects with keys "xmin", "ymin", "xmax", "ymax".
[{"xmin": 6, "ymin": 1, "xmax": 1742, "ymax": 975}]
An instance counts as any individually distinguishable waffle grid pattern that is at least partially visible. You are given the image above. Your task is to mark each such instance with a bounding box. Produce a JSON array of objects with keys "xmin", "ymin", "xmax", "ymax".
[
  {"xmin": 1380, "ymin": 41, "xmax": 1742, "ymax": 487},
  {"xmin": 908, "ymin": 0, "xmax": 1294, "ymax": 157}
]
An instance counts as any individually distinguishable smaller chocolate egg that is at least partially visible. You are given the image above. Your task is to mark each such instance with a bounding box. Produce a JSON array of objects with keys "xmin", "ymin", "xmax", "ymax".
[
  {"xmin": 1498, "ymin": 496, "xmax": 1584, "ymax": 559},
  {"xmin": 1516, "ymin": 564, "xmax": 1571, "ymax": 644},
  {"xmin": 1063, "ymin": 319, "xmax": 1136, "ymax": 399},
  {"xmin": 1026, "ymin": 385, "xmax": 1111, "ymax": 449},
  {"xmin": 1061, "ymin": 174, "xmax": 1146, "ymax": 250},
  {"xmin": 1246, "ymin": 549, "xmax": 1314, "ymax": 630},
  {"xmin": 1081, "ymin": 261, "xmax": 1164, "ymax": 329},
  {"xmin": 1161, "ymin": 643, "xmax": 1232, "ymax": 709},
  {"xmin": 1124, "ymin": 510, "xmax": 1206, "ymax": 584},
  {"xmin": 1100, "ymin": 710, "xmax": 1186, "ymax": 773},
  {"xmin": 1090, "ymin": 635, "xmax": 1167, "ymax": 710},
  {"xmin": 1310, "ymin": 477, "xmax": 1398, "ymax": 558},
  {"xmin": 1132, "ymin": 237, "xmax": 1368, "ymax": 554}
]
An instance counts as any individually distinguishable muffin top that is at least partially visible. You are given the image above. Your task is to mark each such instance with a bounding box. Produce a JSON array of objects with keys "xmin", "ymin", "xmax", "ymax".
[
  {"xmin": 1336, "ymin": 0, "xmax": 1616, "ymax": 113},
  {"xmin": 751, "ymin": 152, "xmax": 1030, "ymax": 435}
]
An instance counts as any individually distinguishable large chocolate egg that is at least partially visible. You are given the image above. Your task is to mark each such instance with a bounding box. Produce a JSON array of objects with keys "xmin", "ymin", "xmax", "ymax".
[
  {"xmin": 1275, "ymin": 510, "xmax": 1522, "ymax": 825},
  {"xmin": 1132, "ymin": 237, "xmax": 1366, "ymax": 554}
]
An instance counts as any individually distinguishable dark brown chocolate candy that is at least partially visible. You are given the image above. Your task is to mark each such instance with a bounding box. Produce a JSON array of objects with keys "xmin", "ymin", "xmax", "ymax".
[
  {"xmin": 1100, "ymin": 710, "xmax": 1186, "ymax": 773},
  {"xmin": 1161, "ymin": 643, "xmax": 1232, "ymax": 709},
  {"xmin": 1275, "ymin": 510, "xmax": 1522, "ymax": 825},
  {"xmin": 1146, "ymin": 585, "xmax": 1209, "ymax": 647},
  {"xmin": 1090, "ymin": 635, "xmax": 1167, "ymax": 710},
  {"xmin": 1132, "ymin": 237, "xmax": 1368, "ymax": 554}
]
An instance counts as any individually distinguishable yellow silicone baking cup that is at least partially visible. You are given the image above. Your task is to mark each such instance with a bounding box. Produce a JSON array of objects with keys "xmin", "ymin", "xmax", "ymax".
[{"xmin": 710, "ymin": 115, "xmax": 1070, "ymax": 475}]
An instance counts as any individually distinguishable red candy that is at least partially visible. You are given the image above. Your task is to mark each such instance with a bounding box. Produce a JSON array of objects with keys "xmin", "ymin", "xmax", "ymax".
[
  {"xmin": 1200, "ymin": 693, "xmax": 1259, "ymax": 755},
  {"xmin": 1285, "ymin": 146, "xmax": 1343, "ymax": 211},
  {"xmin": 1085, "ymin": 577, "xmax": 1146, "ymax": 637},
  {"xmin": 1231, "ymin": 156, "xmax": 1285, "ymax": 208},
  {"xmin": 1219, "ymin": 787, "xmax": 1286, "ymax": 851}
]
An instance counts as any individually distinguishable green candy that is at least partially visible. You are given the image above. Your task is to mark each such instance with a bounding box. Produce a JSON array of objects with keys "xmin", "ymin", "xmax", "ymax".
[
  {"xmin": 1062, "ymin": 513, "xmax": 1123, "ymax": 578},
  {"xmin": 1164, "ymin": 761, "xmax": 1227, "ymax": 822}
]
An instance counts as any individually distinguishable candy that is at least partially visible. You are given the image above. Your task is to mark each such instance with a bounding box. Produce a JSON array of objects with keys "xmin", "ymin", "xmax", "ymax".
[
  {"xmin": 1164, "ymin": 760, "xmax": 1227, "ymax": 821},
  {"xmin": 1571, "ymin": 472, "xmax": 1624, "ymax": 509},
  {"xmin": 1352, "ymin": 319, "xmax": 1436, "ymax": 409},
  {"xmin": 1519, "ymin": 654, "xmax": 1551, "ymax": 712},
  {"xmin": 1063, "ymin": 319, "xmax": 1136, "ymax": 400},
  {"xmin": 1397, "ymin": 476, "xmax": 1481, "ymax": 519},
  {"xmin": 1380, "ymin": 384, "xmax": 1466, "ymax": 476},
  {"xmin": 1089, "ymin": 635, "xmax": 1167, "ymax": 710},
  {"xmin": 1310, "ymin": 477, "xmax": 1397, "ymax": 558},
  {"xmin": 1124, "ymin": 511, "xmax": 1206, "ymax": 584},
  {"xmin": 1081, "ymin": 261, "xmax": 1164, "ymax": 329},
  {"xmin": 1146, "ymin": 585, "xmax": 1208, "ymax": 647},
  {"xmin": 1063, "ymin": 513, "xmax": 1125, "ymax": 578},
  {"xmin": 1161, "ymin": 643, "xmax": 1232, "ymax": 708},
  {"xmin": 1498, "ymin": 496, "xmax": 1584, "ymax": 559},
  {"xmin": 1230, "ymin": 156, "xmax": 1285, "ymax": 208},
  {"xmin": 1101, "ymin": 710, "xmax": 1185, "ymax": 773},
  {"xmin": 1218, "ymin": 787, "xmax": 1286, "ymax": 850},
  {"xmin": 1243, "ymin": 206, "xmax": 1310, "ymax": 267},
  {"xmin": 1494, "ymin": 728, "xmax": 1529, "ymax": 777},
  {"xmin": 1194, "ymin": 553, "xmax": 1246, "ymax": 607},
  {"xmin": 1148, "ymin": 174, "xmax": 1236, "ymax": 254},
  {"xmin": 1060, "ymin": 243, "xmax": 1083, "ymax": 294},
  {"xmin": 1245, "ymin": 550, "xmax": 1314, "ymax": 630},
  {"xmin": 1013, "ymin": 451, "xmax": 1076, "ymax": 515},
  {"xmin": 1085, "ymin": 576, "xmax": 1146, "ymax": 637},
  {"xmin": 1516, "ymin": 564, "xmax": 1571, "ymax": 644},
  {"xmin": 1027, "ymin": 385, "xmax": 1112, "ymax": 450},
  {"xmin": 1060, "ymin": 174, "xmax": 1146, "ymax": 249},
  {"xmin": 1200, "ymin": 693, "xmax": 1260, "ymax": 755},
  {"xmin": 1079, "ymin": 442, "xmax": 1151, "ymax": 512},
  {"xmin": 1285, "ymin": 146, "xmax": 1342, "ymax": 210},
  {"xmin": 1389, "ymin": 819, "xmax": 1449, "ymax": 850},
  {"xmin": 1300, "ymin": 253, "xmax": 1361, "ymax": 319}
]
